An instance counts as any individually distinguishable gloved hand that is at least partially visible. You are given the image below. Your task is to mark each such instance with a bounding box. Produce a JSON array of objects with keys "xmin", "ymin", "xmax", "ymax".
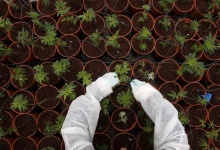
[{"xmin": 102, "ymin": 72, "xmax": 119, "ymax": 88}]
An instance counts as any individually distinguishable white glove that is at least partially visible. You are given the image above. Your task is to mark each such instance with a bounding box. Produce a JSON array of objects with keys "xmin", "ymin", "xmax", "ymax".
[{"xmin": 102, "ymin": 72, "xmax": 119, "ymax": 88}]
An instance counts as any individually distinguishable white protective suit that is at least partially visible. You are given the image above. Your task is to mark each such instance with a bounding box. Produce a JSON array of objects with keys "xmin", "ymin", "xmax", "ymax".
[{"xmin": 61, "ymin": 73, "xmax": 190, "ymax": 150}]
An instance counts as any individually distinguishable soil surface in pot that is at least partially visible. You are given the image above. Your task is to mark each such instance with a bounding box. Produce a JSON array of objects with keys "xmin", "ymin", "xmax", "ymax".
[
  {"xmin": 9, "ymin": 0, "xmax": 31, "ymax": 18},
  {"xmin": 204, "ymin": 46, "xmax": 220, "ymax": 60},
  {"xmin": 132, "ymin": 35, "xmax": 154, "ymax": 54},
  {"xmin": 198, "ymin": 21, "xmax": 216, "ymax": 38},
  {"xmin": 175, "ymin": 19, "xmax": 195, "ymax": 39},
  {"xmin": 175, "ymin": 0, "xmax": 194, "ymax": 11},
  {"xmin": 34, "ymin": 17, "xmax": 56, "ymax": 37},
  {"xmin": 67, "ymin": 0, "xmax": 83, "ymax": 13},
  {"xmin": 132, "ymin": 13, "xmax": 154, "ymax": 31},
  {"xmin": 83, "ymin": 37, "xmax": 105, "ymax": 58},
  {"xmin": 129, "ymin": 0, "xmax": 150, "ymax": 9},
  {"xmin": 209, "ymin": 106, "xmax": 220, "ymax": 126},
  {"xmin": 106, "ymin": 0, "xmax": 128, "ymax": 11},
  {"xmin": 0, "ymin": 111, "xmax": 13, "ymax": 132},
  {"xmin": 153, "ymin": 0, "xmax": 173, "ymax": 12},
  {"xmin": 58, "ymin": 15, "xmax": 80, "ymax": 34},
  {"xmin": 0, "ymin": 1, "xmax": 8, "ymax": 17},
  {"xmin": 10, "ymin": 23, "xmax": 32, "ymax": 42},
  {"xmin": 38, "ymin": 0, "xmax": 56, "ymax": 15},
  {"xmin": 187, "ymin": 105, "xmax": 207, "ymax": 126},
  {"xmin": 42, "ymin": 63, "xmax": 59, "ymax": 85},
  {"xmin": 207, "ymin": 85, "xmax": 220, "ymax": 106},
  {"xmin": 0, "ymin": 139, "xmax": 11, "ymax": 150},
  {"xmin": 96, "ymin": 114, "xmax": 110, "ymax": 133},
  {"xmin": 213, "ymin": 131, "xmax": 220, "ymax": 149},
  {"xmin": 158, "ymin": 60, "xmax": 179, "ymax": 81},
  {"xmin": 208, "ymin": 65, "xmax": 220, "ymax": 85},
  {"xmin": 110, "ymin": 16, "xmax": 131, "ymax": 36},
  {"xmin": 196, "ymin": 0, "xmax": 212, "ymax": 14},
  {"xmin": 180, "ymin": 40, "xmax": 201, "ymax": 58},
  {"xmin": 0, "ymin": 64, "xmax": 10, "ymax": 87},
  {"xmin": 84, "ymin": 0, "xmax": 105, "ymax": 11},
  {"xmin": 13, "ymin": 138, "xmax": 37, "ymax": 150},
  {"xmin": 36, "ymin": 86, "xmax": 59, "ymax": 109},
  {"xmin": 113, "ymin": 133, "xmax": 137, "ymax": 150},
  {"xmin": 14, "ymin": 114, "xmax": 37, "ymax": 137},
  {"xmin": 82, "ymin": 15, "xmax": 104, "ymax": 35},
  {"xmin": 58, "ymin": 35, "xmax": 80, "ymax": 57},
  {"xmin": 8, "ymin": 44, "xmax": 30, "ymax": 64},
  {"xmin": 38, "ymin": 136, "xmax": 61, "ymax": 150},
  {"xmin": 182, "ymin": 71, "xmax": 201, "ymax": 82},
  {"xmin": 0, "ymin": 89, "xmax": 11, "ymax": 109},
  {"xmin": 93, "ymin": 134, "xmax": 111, "ymax": 150},
  {"xmin": 154, "ymin": 17, "xmax": 175, "ymax": 36},
  {"xmin": 138, "ymin": 132, "xmax": 154, "ymax": 150}
]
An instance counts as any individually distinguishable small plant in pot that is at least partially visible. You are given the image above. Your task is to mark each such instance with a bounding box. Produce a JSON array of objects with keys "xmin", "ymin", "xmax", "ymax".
[
  {"xmin": 0, "ymin": 127, "xmax": 17, "ymax": 139},
  {"xmin": 0, "ymin": 41, "xmax": 13, "ymax": 59},
  {"xmin": 33, "ymin": 65, "xmax": 49, "ymax": 85},
  {"xmin": 52, "ymin": 58, "xmax": 70, "ymax": 76},
  {"xmin": 44, "ymin": 115, "xmax": 65, "ymax": 136},
  {"xmin": 157, "ymin": 0, "xmax": 175, "ymax": 13},
  {"xmin": 11, "ymin": 66, "xmax": 28, "ymax": 88},
  {"xmin": 137, "ymin": 61, "xmax": 155, "ymax": 81},
  {"xmin": 167, "ymin": 90, "xmax": 187, "ymax": 102},
  {"xmin": 56, "ymin": 82, "xmax": 77, "ymax": 101},
  {"xmin": 10, "ymin": 94, "xmax": 28, "ymax": 113},
  {"xmin": 114, "ymin": 61, "xmax": 131, "ymax": 83},
  {"xmin": 55, "ymin": 0, "xmax": 70, "ymax": 17},
  {"xmin": 116, "ymin": 89, "xmax": 134, "ymax": 108},
  {"xmin": 77, "ymin": 70, "xmax": 92, "ymax": 86},
  {"xmin": 0, "ymin": 17, "xmax": 13, "ymax": 40},
  {"xmin": 178, "ymin": 111, "xmax": 190, "ymax": 126}
]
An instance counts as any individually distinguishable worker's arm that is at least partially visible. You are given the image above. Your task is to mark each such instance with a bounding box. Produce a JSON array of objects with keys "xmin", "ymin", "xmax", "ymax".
[
  {"xmin": 130, "ymin": 79, "xmax": 190, "ymax": 150},
  {"xmin": 61, "ymin": 73, "xmax": 119, "ymax": 150}
]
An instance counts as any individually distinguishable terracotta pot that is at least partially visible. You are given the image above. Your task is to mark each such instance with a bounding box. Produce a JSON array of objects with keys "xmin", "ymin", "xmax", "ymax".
[
  {"xmin": 61, "ymin": 140, "xmax": 65, "ymax": 150},
  {"xmin": 128, "ymin": 0, "xmax": 150, "ymax": 13},
  {"xmin": 173, "ymin": 103, "xmax": 184, "ymax": 112},
  {"xmin": 12, "ymin": 137, "xmax": 37, "ymax": 150},
  {"xmin": 131, "ymin": 33, "xmax": 155, "ymax": 55},
  {"xmin": 183, "ymin": 82, "xmax": 206, "ymax": 105},
  {"xmin": 157, "ymin": 59, "xmax": 180, "ymax": 82},
  {"xmin": 0, "ymin": 19, "xmax": 8, "ymax": 41},
  {"xmin": 95, "ymin": 113, "xmax": 111, "ymax": 133},
  {"xmin": 13, "ymin": 113, "xmax": 38, "ymax": 137},
  {"xmin": 36, "ymin": 85, "xmax": 60, "ymax": 110},
  {"xmin": 57, "ymin": 13, "xmax": 80, "ymax": 35},
  {"xmin": 33, "ymin": 16, "xmax": 57, "ymax": 38},
  {"xmin": 212, "ymin": 131, "xmax": 220, "ymax": 149},
  {"xmin": 201, "ymin": 39, "xmax": 220, "ymax": 61},
  {"xmin": 154, "ymin": 36, "xmax": 179, "ymax": 59},
  {"xmin": 67, "ymin": 0, "xmax": 83, "ymax": 14},
  {"xmin": 106, "ymin": 0, "xmax": 128, "ymax": 13},
  {"xmin": 108, "ymin": 14, "xmax": 132, "ymax": 37},
  {"xmin": 37, "ymin": 0, "xmax": 56, "ymax": 16},
  {"xmin": 37, "ymin": 110, "xmax": 60, "ymax": 135},
  {"xmin": 38, "ymin": 136, "xmax": 61, "ymax": 150},
  {"xmin": 1, "ymin": 111, "xmax": 15, "ymax": 135},
  {"xmin": 137, "ymin": 131, "xmax": 154, "ymax": 150},
  {"xmin": 136, "ymin": 109, "xmax": 153, "ymax": 130},
  {"xmin": 207, "ymin": 84, "xmax": 220, "ymax": 106},
  {"xmin": 81, "ymin": 14, "xmax": 105, "ymax": 35},
  {"xmin": 61, "ymin": 107, "xmax": 69, "ymax": 116},
  {"xmin": 0, "ymin": 87, "xmax": 12, "ymax": 109},
  {"xmin": 159, "ymin": 81, "xmax": 182, "ymax": 103},
  {"xmin": 209, "ymin": 106, "xmax": 220, "ymax": 127},
  {"xmin": 83, "ymin": 0, "xmax": 105, "ymax": 13},
  {"xmin": 84, "ymin": 59, "xmax": 107, "ymax": 81},
  {"xmin": 132, "ymin": 12, "xmax": 154, "ymax": 32},
  {"xmin": 110, "ymin": 84, "xmax": 134, "ymax": 109},
  {"xmin": 82, "ymin": 36, "xmax": 106, "ymax": 58},
  {"xmin": 151, "ymin": 0, "xmax": 174, "ymax": 16},
  {"xmin": 93, "ymin": 133, "xmax": 111, "ymax": 150},
  {"xmin": 106, "ymin": 36, "xmax": 131, "ymax": 59},
  {"xmin": 186, "ymin": 105, "xmax": 208, "ymax": 127},
  {"xmin": 173, "ymin": 0, "xmax": 195, "ymax": 15},
  {"xmin": 179, "ymin": 68, "xmax": 203, "ymax": 83},
  {"xmin": 0, "ymin": 0, "xmax": 9, "ymax": 18},
  {"xmin": 0, "ymin": 138, "xmax": 12, "ymax": 150},
  {"xmin": 205, "ymin": 64, "xmax": 220, "ymax": 85},
  {"xmin": 112, "ymin": 132, "xmax": 137, "ymax": 150},
  {"xmin": 0, "ymin": 63, "xmax": 11, "ymax": 88},
  {"xmin": 0, "ymin": 42, "xmax": 9, "ymax": 62},
  {"xmin": 56, "ymin": 34, "xmax": 81, "ymax": 57},
  {"xmin": 154, "ymin": 15, "xmax": 175, "ymax": 37},
  {"xmin": 32, "ymin": 38, "xmax": 57, "ymax": 61},
  {"xmin": 11, "ymin": 65, "xmax": 35, "ymax": 89},
  {"xmin": 197, "ymin": 19, "xmax": 217, "ymax": 39}
]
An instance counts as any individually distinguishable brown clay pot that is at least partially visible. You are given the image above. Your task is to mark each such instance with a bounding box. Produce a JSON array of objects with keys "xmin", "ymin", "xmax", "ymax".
[
  {"xmin": 209, "ymin": 106, "xmax": 220, "ymax": 127},
  {"xmin": 67, "ymin": 0, "xmax": 83, "ymax": 14},
  {"xmin": 106, "ymin": 0, "xmax": 128, "ymax": 13},
  {"xmin": 0, "ymin": 111, "xmax": 15, "ymax": 135},
  {"xmin": 93, "ymin": 133, "xmax": 111, "ymax": 150},
  {"xmin": 38, "ymin": 136, "xmax": 61, "ymax": 150},
  {"xmin": 201, "ymin": 39, "xmax": 220, "ymax": 61},
  {"xmin": 212, "ymin": 131, "xmax": 220, "ymax": 149},
  {"xmin": 205, "ymin": 64, "xmax": 220, "ymax": 85},
  {"xmin": 0, "ymin": 138, "xmax": 13, "ymax": 150},
  {"xmin": 207, "ymin": 84, "xmax": 220, "ymax": 106},
  {"xmin": 0, "ymin": 63, "xmax": 11, "ymax": 88},
  {"xmin": 151, "ymin": 0, "xmax": 174, "ymax": 16},
  {"xmin": 37, "ymin": 0, "xmax": 56, "ymax": 16},
  {"xmin": 0, "ymin": 0, "xmax": 9, "ymax": 18},
  {"xmin": 83, "ymin": 0, "xmax": 106, "ymax": 13},
  {"xmin": 12, "ymin": 137, "xmax": 38, "ymax": 150},
  {"xmin": 197, "ymin": 19, "xmax": 217, "ymax": 39},
  {"xmin": 95, "ymin": 113, "xmax": 111, "ymax": 133},
  {"xmin": 173, "ymin": 0, "xmax": 195, "ymax": 15},
  {"xmin": 137, "ymin": 131, "xmax": 154, "ymax": 150},
  {"xmin": 132, "ymin": 12, "xmax": 154, "ymax": 32},
  {"xmin": 128, "ymin": 0, "xmax": 150, "ymax": 13},
  {"xmin": 0, "ymin": 87, "xmax": 12, "ymax": 109}
]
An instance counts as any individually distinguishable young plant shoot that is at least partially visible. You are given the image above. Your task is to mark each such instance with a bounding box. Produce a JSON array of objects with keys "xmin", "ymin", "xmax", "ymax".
[
  {"xmin": 117, "ymin": 89, "xmax": 134, "ymax": 108},
  {"xmin": 119, "ymin": 111, "xmax": 128, "ymax": 124},
  {"xmin": 114, "ymin": 61, "xmax": 131, "ymax": 82},
  {"xmin": 52, "ymin": 59, "xmax": 70, "ymax": 76},
  {"xmin": 100, "ymin": 98, "xmax": 110, "ymax": 115},
  {"xmin": 77, "ymin": 8, "xmax": 95, "ymax": 22},
  {"xmin": 77, "ymin": 70, "xmax": 92, "ymax": 86},
  {"xmin": 105, "ymin": 30, "xmax": 120, "ymax": 49},
  {"xmin": 11, "ymin": 67, "xmax": 28, "ymax": 87},
  {"xmin": 105, "ymin": 14, "xmax": 119, "ymax": 28},
  {"xmin": 57, "ymin": 82, "xmax": 77, "ymax": 101},
  {"xmin": 10, "ymin": 94, "xmax": 28, "ymax": 112},
  {"xmin": 33, "ymin": 65, "xmax": 49, "ymax": 84},
  {"xmin": 136, "ymin": 27, "xmax": 151, "ymax": 51}
]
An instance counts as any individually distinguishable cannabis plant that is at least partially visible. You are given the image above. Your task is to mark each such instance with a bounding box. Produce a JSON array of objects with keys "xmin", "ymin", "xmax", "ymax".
[
  {"xmin": 158, "ymin": 15, "xmax": 171, "ymax": 32},
  {"xmin": 136, "ymin": 27, "xmax": 151, "ymax": 51},
  {"xmin": 105, "ymin": 30, "xmax": 120, "ymax": 49},
  {"xmin": 100, "ymin": 98, "xmax": 109, "ymax": 115},
  {"xmin": 77, "ymin": 8, "xmax": 95, "ymax": 22},
  {"xmin": 0, "ymin": 17, "xmax": 12, "ymax": 33},
  {"xmin": 27, "ymin": 11, "xmax": 41, "ymax": 26},
  {"xmin": 55, "ymin": 0, "xmax": 70, "ymax": 16},
  {"xmin": 90, "ymin": 30, "xmax": 102, "ymax": 47},
  {"xmin": 158, "ymin": 0, "xmax": 175, "ymax": 12},
  {"xmin": 44, "ymin": 115, "xmax": 65, "ymax": 136},
  {"xmin": 105, "ymin": 14, "xmax": 119, "ymax": 28},
  {"xmin": 10, "ymin": 94, "xmax": 28, "ymax": 112},
  {"xmin": 196, "ymin": 96, "xmax": 208, "ymax": 107},
  {"xmin": 200, "ymin": 32, "xmax": 220, "ymax": 54},
  {"xmin": 0, "ymin": 42, "xmax": 13, "ymax": 56},
  {"xmin": 97, "ymin": 144, "xmax": 108, "ymax": 150},
  {"xmin": 174, "ymin": 32, "xmax": 186, "ymax": 48},
  {"xmin": 143, "ymin": 117, "xmax": 154, "ymax": 133},
  {"xmin": 41, "ymin": 30, "xmax": 59, "ymax": 46},
  {"xmin": 138, "ymin": 62, "xmax": 155, "ymax": 80},
  {"xmin": 33, "ymin": 65, "xmax": 49, "ymax": 84},
  {"xmin": 114, "ymin": 61, "xmax": 131, "ymax": 82},
  {"xmin": 0, "ymin": 127, "xmax": 17, "ymax": 139},
  {"xmin": 118, "ymin": 111, "xmax": 127, "ymax": 124},
  {"xmin": 189, "ymin": 20, "xmax": 200, "ymax": 32},
  {"xmin": 41, "ymin": 0, "xmax": 50, "ymax": 8},
  {"xmin": 61, "ymin": 15, "xmax": 78, "ymax": 26},
  {"xmin": 178, "ymin": 111, "xmax": 189, "ymax": 125},
  {"xmin": 11, "ymin": 67, "xmax": 28, "ymax": 87},
  {"xmin": 17, "ymin": 28, "xmax": 31, "ymax": 46},
  {"xmin": 57, "ymin": 82, "xmax": 77, "ymax": 101},
  {"xmin": 77, "ymin": 70, "xmax": 92, "ymax": 86},
  {"xmin": 198, "ymin": 138, "xmax": 209, "ymax": 150},
  {"xmin": 117, "ymin": 89, "xmax": 134, "ymax": 108},
  {"xmin": 52, "ymin": 59, "xmax": 70, "ymax": 76},
  {"xmin": 167, "ymin": 91, "xmax": 187, "ymax": 100},
  {"xmin": 138, "ymin": 5, "xmax": 151, "ymax": 22}
]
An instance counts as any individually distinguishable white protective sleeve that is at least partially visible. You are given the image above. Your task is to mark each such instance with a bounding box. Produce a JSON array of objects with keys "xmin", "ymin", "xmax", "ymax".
[
  {"xmin": 61, "ymin": 77, "xmax": 113, "ymax": 150},
  {"xmin": 132, "ymin": 82, "xmax": 190, "ymax": 150}
]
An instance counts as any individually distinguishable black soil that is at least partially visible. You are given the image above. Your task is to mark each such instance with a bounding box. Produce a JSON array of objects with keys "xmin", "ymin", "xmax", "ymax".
[
  {"xmin": 58, "ymin": 15, "xmax": 80, "ymax": 34},
  {"xmin": 113, "ymin": 133, "xmax": 137, "ymax": 150},
  {"xmin": 0, "ymin": 64, "xmax": 10, "ymax": 87},
  {"xmin": 38, "ymin": 136, "xmax": 61, "ymax": 150},
  {"xmin": 180, "ymin": 39, "xmax": 202, "ymax": 58},
  {"xmin": 0, "ymin": 89, "xmax": 11, "ymax": 109},
  {"xmin": 198, "ymin": 20, "xmax": 216, "ymax": 38},
  {"xmin": 154, "ymin": 16, "xmax": 175, "ymax": 36},
  {"xmin": 37, "ymin": 0, "xmax": 56, "ymax": 15},
  {"xmin": 93, "ymin": 134, "xmax": 111, "ymax": 150},
  {"xmin": 0, "ymin": 111, "xmax": 13, "ymax": 132},
  {"xmin": 0, "ymin": 139, "xmax": 11, "ymax": 150},
  {"xmin": 10, "ymin": 23, "xmax": 32, "ymax": 42},
  {"xmin": 208, "ymin": 64, "xmax": 220, "ymax": 85},
  {"xmin": 204, "ymin": 44, "xmax": 220, "ymax": 60},
  {"xmin": 106, "ymin": 0, "xmax": 128, "ymax": 11},
  {"xmin": 13, "ymin": 138, "xmax": 37, "ymax": 150},
  {"xmin": 42, "ymin": 62, "xmax": 59, "ymax": 85},
  {"xmin": 209, "ymin": 106, "xmax": 220, "ymax": 126},
  {"xmin": 175, "ymin": 0, "xmax": 194, "ymax": 11},
  {"xmin": 67, "ymin": 0, "xmax": 83, "ymax": 13},
  {"xmin": 175, "ymin": 19, "xmax": 195, "ymax": 39},
  {"xmin": 132, "ymin": 12, "xmax": 154, "ymax": 31},
  {"xmin": 138, "ymin": 132, "xmax": 154, "ymax": 150},
  {"xmin": 196, "ymin": 0, "xmax": 213, "ymax": 14},
  {"xmin": 182, "ymin": 71, "xmax": 202, "ymax": 82},
  {"xmin": 187, "ymin": 105, "xmax": 207, "ymax": 126},
  {"xmin": 82, "ymin": 15, "xmax": 104, "ymax": 35},
  {"xmin": 9, "ymin": 0, "xmax": 31, "ymax": 18},
  {"xmin": 8, "ymin": 44, "xmax": 30, "ymax": 64},
  {"xmin": 0, "ymin": 1, "xmax": 8, "ymax": 17},
  {"xmin": 158, "ymin": 60, "xmax": 179, "ymax": 81},
  {"xmin": 110, "ymin": 16, "xmax": 132, "ymax": 36},
  {"xmin": 207, "ymin": 85, "xmax": 220, "ymax": 106},
  {"xmin": 96, "ymin": 114, "xmax": 110, "ymax": 133},
  {"xmin": 84, "ymin": 0, "xmax": 105, "ymax": 11},
  {"xmin": 213, "ymin": 131, "xmax": 220, "ymax": 149}
]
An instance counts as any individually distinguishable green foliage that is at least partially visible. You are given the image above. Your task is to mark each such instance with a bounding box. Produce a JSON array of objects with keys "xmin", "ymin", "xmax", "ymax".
[
  {"xmin": 100, "ymin": 98, "xmax": 109, "ymax": 115},
  {"xmin": 206, "ymin": 128, "xmax": 220, "ymax": 139},
  {"xmin": 4, "ymin": 0, "xmax": 17, "ymax": 9},
  {"xmin": 0, "ymin": 42, "xmax": 13, "ymax": 56},
  {"xmin": 10, "ymin": 94, "xmax": 28, "ymax": 112},
  {"xmin": 178, "ymin": 111, "xmax": 189, "ymax": 125},
  {"xmin": 198, "ymin": 118, "xmax": 206, "ymax": 128},
  {"xmin": 158, "ymin": 0, "xmax": 175, "ymax": 12},
  {"xmin": 55, "ymin": 0, "xmax": 70, "ymax": 16},
  {"xmin": 77, "ymin": 70, "xmax": 92, "ymax": 86},
  {"xmin": 136, "ymin": 27, "xmax": 151, "ymax": 51},
  {"xmin": 0, "ymin": 127, "xmax": 17, "ymax": 139},
  {"xmin": 41, "ymin": 30, "xmax": 59, "ymax": 46},
  {"xmin": 57, "ymin": 82, "xmax": 77, "ymax": 101},
  {"xmin": 61, "ymin": 15, "xmax": 78, "ymax": 26},
  {"xmin": 142, "ymin": 4, "xmax": 151, "ymax": 12},
  {"xmin": 17, "ymin": 28, "xmax": 31, "ymax": 46},
  {"xmin": 114, "ymin": 61, "xmax": 131, "ymax": 82},
  {"xmin": 167, "ymin": 91, "xmax": 187, "ymax": 100},
  {"xmin": 33, "ymin": 65, "xmax": 49, "ymax": 84},
  {"xmin": 189, "ymin": 20, "xmax": 200, "ymax": 32},
  {"xmin": 54, "ymin": 115, "xmax": 65, "ymax": 133},
  {"xmin": 196, "ymin": 96, "xmax": 208, "ymax": 107},
  {"xmin": 117, "ymin": 89, "xmax": 134, "ymax": 108},
  {"xmin": 201, "ymin": 32, "xmax": 220, "ymax": 54},
  {"xmin": 0, "ymin": 17, "xmax": 12, "ymax": 32},
  {"xmin": 118, "ymin": 111, "xmax": 128, "ymax": 124},
  {"xmin": 204, "ymin": 11, "xmax": 213, "ymax": 20},
  {"xmin": 160, "ymin": 38, "xmax": 172, "ymax": 48},
  {"xmin": 43, "ymin": 22, "xmax": 56, "ymax": 33},
  {"xmin": 159, "ymin": 15, "xmax": 171, "ymax": 32},
  {"xmin": 174, "ymin": 32, "xmax": 186, "ymax": 48},
  {"xmin": 11, "ymin": 67, "xmax": 28, "ymax": 87},
  {"xmin": 42, "ymin": 0, "xmax": 50, "ymax": 8},
  {"xmin": 90, "ymin": 30, "xmax": 102, "ymax": 47},
  {"xmin": 44, "ymin": 115, "xmax": 65, "ymax": 136},
  {"xmin": 105, "ymin": 14, "xmax": 119, "ymax": 28},
  {"xmin": 105, "ymin": 30, "xmax": 120, "ymax": 49},
  {"xmin": 143, "ymin": 117, "xmax": 154, "ymax": 133},
  {"xmin": 41, "ymin": 147, "xmax": 55, "ymax": 150},
  {"xmin": 27, "ymin": 11, "xmax": 41, "ymax": 25},
  {"xmin": 138, "ymin": 13, "xmax": 148, "ymax": 23},
  {"xmin": 198, "ymin": 138, "xmax": 209, "ymax": 150},
  {"xmin": 138, "ymin": 62, "xmax": 155, "ymax": 80},
  {"xmin": 77, "ymin": 8, "xmax": 95, "ymax": 22},
  {"xmin": 52, "ymin": 59, "xmax": 70, "ymax": 76}
]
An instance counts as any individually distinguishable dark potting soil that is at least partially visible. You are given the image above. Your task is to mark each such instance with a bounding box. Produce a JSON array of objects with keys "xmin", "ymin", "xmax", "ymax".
[
  {"xmin": 109, "ymin": 61, "xmax": 132, "ymax": 78},
  {"xmin": 93, "ymin": 134, "xmax": 111, "ymax": 150},
  {"xmin": 8, "ymin": 44, "xmax": 30, "ymax": 64},
  {"xmin": 208, "ymin": 65, "xmax": 220, "ymax": 85},
  {"xmin": 182, "ymin": 71, "xmax": 201, "ymax": 82},
  {"xmin": 96, "ymin": 114, "xmax": 110, "ymax": 132},
  {"xmin": 13, "ymin": 138, "xmax": 37, "ymax": 150},
  {"xmin": 67, "ymin": 0, "xmax": 83, "ymax": 13},
  {"xmin": 36, "ymin": 86, "xmax": 59, "ymax": 109},
  {"xmin": 0, "ymin": 139, "xmax": 11, "ymax": 150},
  {"xmin": 154, "ymin": 17, "xmax": 175, "ymax": 37},
  {"xmin": 132, "ymin": 13, "xmax": 154, "ymax": 31},
  {"xmin": 38, "ymin": 111, "xmax": 59, "ymax": 134},
  {"xmin": 137, "ymin": 110, "xmax": 151, "ymax": 128},
  {"xmin": 14, "ymin": 114, "xmax": 37, "ymax": 137},
  {"xmin": 10, "ymin": 23, "xmax": 32, "ymax": 42},
  {"xmin": 198, "ymin": 21, "xmax": 216, "ymax": 38},
  {"xmin": 153, "ymin": 0, "xmax": 173, "ymax": 12},
  {"xmin": 175, "ymin": 20, "xmax": 195, "ymax": 39},
  {"xmin": 0, "ymin": 111, "xmax": 13, "ymax": 132},
  {"xmin": 159, "ymin": 82, "xmax": 180, "ymax": 102},
  {"xmin": 84, "ymin": 0, "xmax": 105, "ymax": 11},
  {"xmin": 129, "ymin": 0, "xmax": 150, "ymax": 9},
  {"xmin": 213, "ymin": 132, "xmax": 220, "ymax": 149},
  {"xmin": 113, "ymin": 133, "xmax": 137, "ymax": 150},
  {"xmin": 42, "ymin": 62, "xmax": 59, "ymax": 85},
  {"xmin": 184, "ymin": 83, "xmax": 205, "ymax": 105},
  {"xmin": 181, "ymin": 40, "xmax": 201, "ymax": 58},
  {"xmin": 84, "ymin": 60, "xmax": 107, "ymax": 81},
  {"xmin": 34, "ymin": 17, "xmax": 56, "ymax": 37},
  {"xmin": 106, "ymin": 0, "xmax": 128, "ymax": 11},
  {"xmin": 33, "ymin": 39, "xmax": 56, "ymax": 60},
  {"xmin": 82, "ymin": 15, "xmax": 104, "ymax": 35},
  {"xmin": 110, "ymin": 16, "xmax": 131, "ymax": 36},
  {"xmin": 209, "ymin": 106, "xmax": 220, "ymax": 126},
  {"xmin": 107, "ymin": 38, "xmax": 130, "ymax": 58},
  {"xmin": 38, "ymin": 0, "xmax": 56, "ymax": 15},
  {"xmin": 196, "ymin": 0, "xmax": 212, "ymax": 14},
  {"xmin": 0, "ymin": 89, "xmax": 11, "ymax": 109},
  {"xmin": 158, "ymin": 60, "xmax": 179, "ymax": 81},
  {"xmin": 12, "ymin": 66, "xmax": 34, "ymax": 89},
  {"xmin": 187, "ymin": 105, "xmax": 207, "ymax": 126},
  {"xmin": 138, "ymin": 132, "xmax": 154, "ymax": 150},
  {"xmin": 38, "ymin": 136, "xmax": 61, "ymax": 150},
  {"xmin": 61, "ymin": 58, "xmax": 83, "ymax": 82},
  {"xmin": 83, "ymin": 38, "xmax": 105, "ymax": 58},
  {"xmin": 0, "ymin": 1, "xmax": 8, "ymax": 17},
  {"xmin": 175, "ymin": 0, "xmax": 194, "ymax": 11},
  {"xmin": 204, "ymin": 45, "xmax": 220, "ymax": 60},
  {"xmin": 0, "ymin": 28, "xmax": 7, "ymax": 40},
  {"xmin": 207, "ymin": 85, "xmax": 220, "ymax": 106},
  {"xmin": 132, "ymin": 35, "xmax": 154, "ymax": 54},
  {"xmin": 155, "ymin": 38, "xmax": 177, "ymax": 58},
  {"xmin": 58, "ymin": 35, "xmax": 80, "ymax": 57},
  {"xmin": 0, "ymin": 64, "xmax": 10, "ymax": 87},
  {"xmin": 58, "ymin": 15, "xmax": 80, "ymax": 34},
  {"xmin": 10, "ymin": 0, "xmax": 31, "ymax": 18}
]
